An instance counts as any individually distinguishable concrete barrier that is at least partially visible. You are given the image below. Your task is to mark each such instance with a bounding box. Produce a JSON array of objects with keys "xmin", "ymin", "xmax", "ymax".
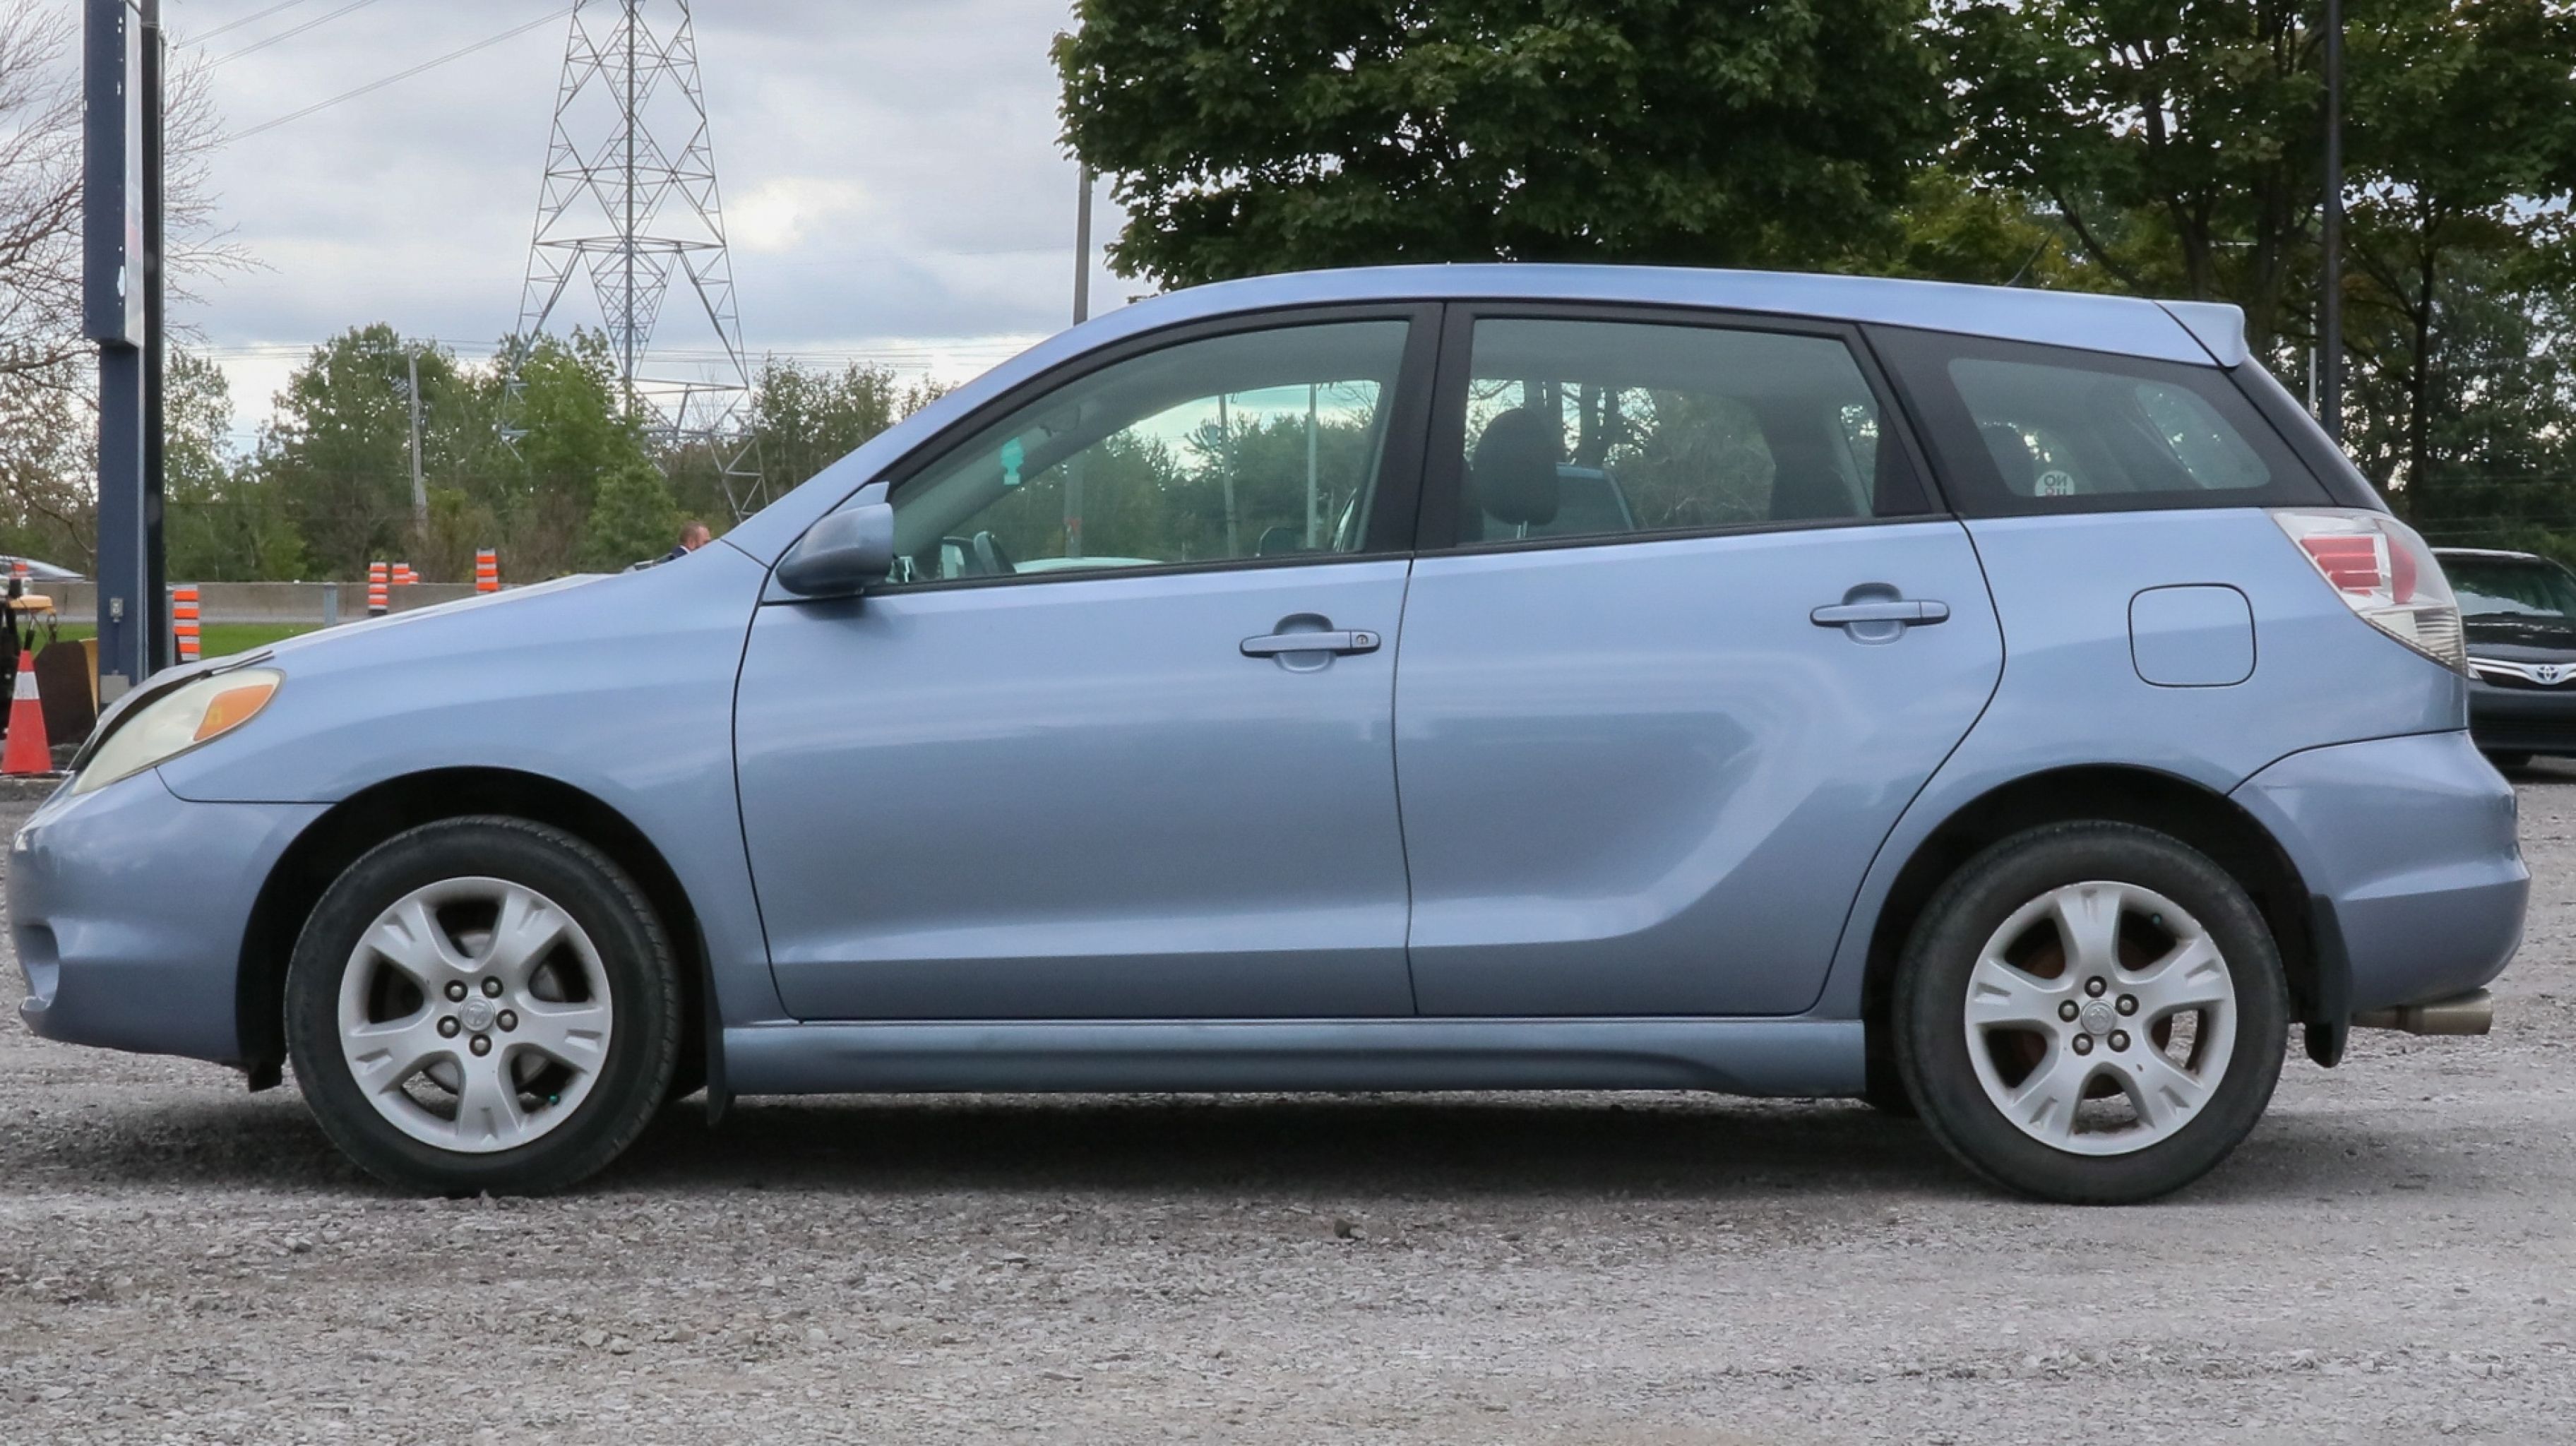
[{"xmin": 44, "ymin": 581, "xmax": 484, "ymax": 626}]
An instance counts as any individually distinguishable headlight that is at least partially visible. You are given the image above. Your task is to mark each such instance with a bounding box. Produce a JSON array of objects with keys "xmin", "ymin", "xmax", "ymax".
[{"xmin": 73, "ymin": 669, "xmax": 282, "ymax": 796}]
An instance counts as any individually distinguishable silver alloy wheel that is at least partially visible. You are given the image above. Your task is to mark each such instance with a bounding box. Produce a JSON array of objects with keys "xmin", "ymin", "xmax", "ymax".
[
  {"xmin": 1961, "ymin": 879, "xmax": 2237, "ymax": 1157},
  {"xmin": 335, "ymin": 877, "xmax": 614, "ymax": 1154}
]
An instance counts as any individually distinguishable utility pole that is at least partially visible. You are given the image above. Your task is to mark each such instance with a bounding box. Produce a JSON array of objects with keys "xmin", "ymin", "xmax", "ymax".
[
  {"xmin": 84, "ymin": 0, "xmax": 163, "ymax": 696},
  {"xmin": 1073, "ymin": 164, "xmax": 1094, "ymax": 325},
  {"xmin": 140, "ymin": 0, "xmax": 167, "ymax": 674},
  {"xmin": 2320, "ymin": 0, "xmax": 2345, "ymax": 445},
  {"xmin": 406, "ymin": 352, "xmax": 429, "ymax": 538}
]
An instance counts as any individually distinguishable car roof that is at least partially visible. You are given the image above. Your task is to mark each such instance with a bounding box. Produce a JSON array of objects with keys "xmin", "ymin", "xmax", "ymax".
[{"xmin": 1097, "ymin": 264, "xmax": 2240, "ymax": 368}]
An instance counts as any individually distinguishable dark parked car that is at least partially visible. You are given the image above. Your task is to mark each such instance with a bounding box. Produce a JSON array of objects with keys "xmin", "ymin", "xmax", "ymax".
[{"xmin": 2437, "ymin": 547, "xmax": 2576, "ymax": 766}]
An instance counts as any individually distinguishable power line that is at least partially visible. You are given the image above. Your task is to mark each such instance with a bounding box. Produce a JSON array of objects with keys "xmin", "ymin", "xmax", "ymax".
[
  {"xmin": 232, "ymin": 8, "xmax": 575, "ymax": 141},
  {"xmin": 184, "ymin": 0, "xmax": 321, "ymax": 45},
  {"xmin": 210, "ymin": 0, "xmax": 387, "ymax": 66}
]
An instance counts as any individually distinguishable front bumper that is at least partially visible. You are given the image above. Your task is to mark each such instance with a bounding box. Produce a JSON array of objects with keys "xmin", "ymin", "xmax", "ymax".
[
  {"xmin": 2232, "ymin": 729, "xmax": 2527, "ymax": 1016},
  {"xmin": 11, "ymin": 772, "xmax": 324, "ymax": 1065},
  {"xmin": 2466, "ymin": 678, "xmax": 2576, "ymax": 755}
]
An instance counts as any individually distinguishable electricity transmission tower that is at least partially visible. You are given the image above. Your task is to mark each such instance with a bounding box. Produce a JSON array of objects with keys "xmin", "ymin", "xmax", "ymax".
[{"xmin": 515, "ymin": 0, "xmax": 764, "ymax": 517}]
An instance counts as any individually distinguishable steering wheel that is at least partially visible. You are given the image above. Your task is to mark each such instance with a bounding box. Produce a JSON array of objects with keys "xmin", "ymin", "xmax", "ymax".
[{"xmin": 971, "ymin": 530, "xmax": 1017, "ymax": 578}]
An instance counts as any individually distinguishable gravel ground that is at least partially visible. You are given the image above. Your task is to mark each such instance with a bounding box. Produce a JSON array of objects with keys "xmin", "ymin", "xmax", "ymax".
[{"xmin": 4, "ymin": 776, "xmax": 2576, "ymax": 1446}]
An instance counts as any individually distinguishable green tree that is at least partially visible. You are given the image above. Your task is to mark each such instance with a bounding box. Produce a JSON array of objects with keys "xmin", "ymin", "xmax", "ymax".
[
  {"xmin": 1937, "ymin": 0, "xmax": 2576, "ymax": 522},
  {"xmin": 1940, "ymin": 0, "xmax": 2329, "ymax": 350},
  {"xmin": 1878, "ymin": 167, "xmax": 2118, "ymax": 292},
  {"xmin": 253, "ymin": 325, "xmax": 482, "ymax": 581},
  {"xmin": 2337, "ymin": 0, "xmax": 2576, "ymax": 497},
  {"xmin": 579, "ymin": 460, "xmax": 684, "ymax": 572},
  {"xmin": 749, "ymin": 359, "xmax": 943, "ymax": 494},
  {"xmin": 500, "ymin": 330, "xmax": 653, "ymax": 575},
  {"xmin": 165, "ymin": 350, "xmax": 306, "ymax": 581},
  {"xmin": 2351, "ymin": 251, "xmax": 2576, "ymax": 543},
  {"xmin": 1056, "ymin": 0, "xmax": 1947, "ymax": 286},
  {"xmin": 254, "ymin": 326, "xmax": 654, "ymax": 582}
]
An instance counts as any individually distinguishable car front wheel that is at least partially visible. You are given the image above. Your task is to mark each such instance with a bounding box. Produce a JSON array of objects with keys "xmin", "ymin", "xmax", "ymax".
[
  {"xmin": 285, "ymin": 818, "xmax": 680, "ymax": 1194},
  {"xmin": 1891, "ymin": 822, "xmax": 2288, "ymax": 1205}
]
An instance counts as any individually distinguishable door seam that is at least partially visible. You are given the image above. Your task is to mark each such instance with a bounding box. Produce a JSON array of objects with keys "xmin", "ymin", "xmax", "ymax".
[{"xmin": 1390, "ymin": 557, "xmax": 1423, "ymax": 1015}]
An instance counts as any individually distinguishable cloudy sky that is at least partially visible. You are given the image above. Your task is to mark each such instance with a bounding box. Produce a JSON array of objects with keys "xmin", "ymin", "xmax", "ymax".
[{"xmin": 157, "ymin": 0, "xmax": 1127, "ymax": 448}]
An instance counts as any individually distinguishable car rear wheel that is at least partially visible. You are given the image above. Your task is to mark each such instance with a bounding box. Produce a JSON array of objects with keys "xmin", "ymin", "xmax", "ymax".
[
  {"xmin": 2484, "ymin": 751, "xmax": 2534, "ymax": 772},
  {"xmin": 1891, "ymin": 822, "xmax": 2287, "ymax": 1204},
  {"xmin": 285, "ymin": 818, "xmax": 680, "ymax": 1194}
]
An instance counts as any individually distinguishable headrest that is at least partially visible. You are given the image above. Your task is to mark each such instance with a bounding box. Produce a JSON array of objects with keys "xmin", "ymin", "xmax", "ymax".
[{"xmin": 1472, "ymin": 408, "xmax": 1562, "ymax": 529}]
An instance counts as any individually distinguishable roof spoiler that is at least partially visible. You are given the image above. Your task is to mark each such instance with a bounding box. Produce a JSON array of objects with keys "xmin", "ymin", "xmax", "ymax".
[{"xmin": 2157, "ymin": 300, "xmax": 2249, "ymax": 367}]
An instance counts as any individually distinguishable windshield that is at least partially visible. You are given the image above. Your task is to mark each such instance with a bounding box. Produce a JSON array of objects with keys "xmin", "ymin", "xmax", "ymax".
[{"xmin": 2446, "ymin": 558, "xmax": 2576, "ymax": 620}]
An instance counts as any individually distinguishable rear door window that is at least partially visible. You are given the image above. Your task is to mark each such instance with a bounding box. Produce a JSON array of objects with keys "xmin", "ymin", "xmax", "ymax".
[
  {"xmin": 1872, "ymin": 328, "xmax": 2330, "ymax": 516},
  {"xmin": 1433, "ymin": 315, "xmax": 1931, "ymax": 549}
]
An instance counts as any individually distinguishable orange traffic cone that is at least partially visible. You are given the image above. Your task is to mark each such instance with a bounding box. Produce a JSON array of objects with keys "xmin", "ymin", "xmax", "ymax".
[{"xmin": 3, "ymin": 649, "xmax": 49, "ymax": 775}]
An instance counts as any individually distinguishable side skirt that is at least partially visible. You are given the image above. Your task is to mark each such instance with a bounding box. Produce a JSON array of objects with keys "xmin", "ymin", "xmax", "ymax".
[{"xmin": 721, "ymin": 1017, "xmax": 1864, "ymax": 1098}]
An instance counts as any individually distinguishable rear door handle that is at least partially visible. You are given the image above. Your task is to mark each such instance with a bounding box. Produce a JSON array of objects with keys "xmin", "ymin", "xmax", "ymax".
[
  {"xmin": 1811, "ymin": 599, "xmax": 1950, "ymax": 627},
  {"xmin": 1241, "ymin": 629, "xmax": 1382, "ymax": 657}
]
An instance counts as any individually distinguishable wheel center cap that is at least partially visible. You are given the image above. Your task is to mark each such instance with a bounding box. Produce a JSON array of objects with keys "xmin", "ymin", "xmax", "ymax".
[
  {"xmin": 2079, "ymin": 999, "xmax": 2118, "ymax": 1036},
  {"xmin": 459, "ymin": 998, "xmax": 496, "ymax": 1033}
]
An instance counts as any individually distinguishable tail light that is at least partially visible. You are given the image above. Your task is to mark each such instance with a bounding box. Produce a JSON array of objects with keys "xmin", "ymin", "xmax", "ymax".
[{"xmin": 2272, "ymin": 509, "xmax": 2464, "ymax": 671}]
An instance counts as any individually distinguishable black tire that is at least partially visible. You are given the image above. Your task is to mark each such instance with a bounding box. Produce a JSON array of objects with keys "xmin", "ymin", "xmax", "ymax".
[
  {"xmin": 285, "ymin": 818, "xmax": 681, "ymax": 1194},
  {"xmin": 1890, "ymin": 821, "xmax": 2288, "ymax": 1205},
  {"xmin": 1860, "ymin": 1051, "xmax": 1919, "ymax": 1118},
  {"xmin": 2484, "ymin": 751, "xmax": 2534, "ymax": 772}
]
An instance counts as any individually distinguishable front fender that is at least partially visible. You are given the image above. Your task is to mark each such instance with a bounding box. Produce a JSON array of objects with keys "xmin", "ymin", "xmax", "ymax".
[{"xmin": 156, "ymin": 544, "xmax": 785, "ymax": 1025}]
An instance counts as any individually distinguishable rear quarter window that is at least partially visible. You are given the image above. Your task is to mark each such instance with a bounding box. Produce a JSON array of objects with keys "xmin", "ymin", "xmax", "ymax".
[{"xmin": 1870, "ymin": 327, "xmax": 2332, "ymax": 517}]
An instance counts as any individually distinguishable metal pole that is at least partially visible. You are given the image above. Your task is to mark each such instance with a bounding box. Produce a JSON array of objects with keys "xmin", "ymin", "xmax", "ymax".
[
  {"xmin": 141, "ymin": 0, "xmax": 167, "ymax": 674},
  {"xmin": 85, "ymin": 0, "xmax": 150, "ymax": 700},
  {"xmin": 2320, "ymin": 0, "xmax": 2345, "ymax": 443},
  {"xmin": 1074, "ymin": 164, "xmax": 1094, "ymax": 325},
  {"xmin": 407, "ymin": 351, "xmax": 429, "ymax": 537}
]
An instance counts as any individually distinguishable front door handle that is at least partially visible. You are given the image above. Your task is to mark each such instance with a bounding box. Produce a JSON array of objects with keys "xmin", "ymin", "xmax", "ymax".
[
  {"xmin": 1241, "ymin": 629, "xmax": 1383, "ymax": 658},
  {"xmin": 1811, "ymin": 599, "xmax": 1950, "ymax": 628}
]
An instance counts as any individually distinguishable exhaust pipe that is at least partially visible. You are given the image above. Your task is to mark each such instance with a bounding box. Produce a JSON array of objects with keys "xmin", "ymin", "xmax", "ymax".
[{"xmin": 2352, "ymin": 988, "xmax": 2494, "ymax": 1036}]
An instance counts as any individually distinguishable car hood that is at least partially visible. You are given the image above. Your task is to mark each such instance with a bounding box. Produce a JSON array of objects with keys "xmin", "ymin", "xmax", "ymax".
[
  {"xmin": 80, "ymin": 569, "xmax": 629, "ymax": 759},
  {"xmin": 264, "ymin": 570, "xmax": 618, "ymax": 659},
  {"xmin": 144, "ymin": 542, "xmax": 772, "ymax": 806}
]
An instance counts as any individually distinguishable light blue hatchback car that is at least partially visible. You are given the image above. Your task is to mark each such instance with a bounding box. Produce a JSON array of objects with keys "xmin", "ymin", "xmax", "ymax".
[{"xmin": 10, "ymin": 266, "xmax": 2526, "ymax": 1202}]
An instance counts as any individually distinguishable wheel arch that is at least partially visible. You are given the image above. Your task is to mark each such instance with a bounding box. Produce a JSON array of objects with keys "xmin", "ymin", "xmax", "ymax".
[
  {"xmin": 1859, "ymin": 764, "xmax": 2325, "ymax": 1089},
  {"xmin": 234, "ymin": 767, "xmax": 712, "ymax": 1091}
]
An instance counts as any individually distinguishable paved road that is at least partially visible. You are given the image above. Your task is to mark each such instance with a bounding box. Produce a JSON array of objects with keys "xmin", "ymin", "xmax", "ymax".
[{"xmin": 3, "ymin": 775, "xmax": 2573, "ymax": 1445}]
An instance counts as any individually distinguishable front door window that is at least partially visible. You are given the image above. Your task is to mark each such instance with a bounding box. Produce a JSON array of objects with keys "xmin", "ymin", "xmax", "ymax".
[{"xmin": 888, "ymin": 321, "xmax": 1412, "ymax": 582}]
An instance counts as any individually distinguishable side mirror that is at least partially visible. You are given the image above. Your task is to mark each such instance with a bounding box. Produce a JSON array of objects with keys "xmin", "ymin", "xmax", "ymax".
[{"xmin": 775, "ymin": 483, "xmax": 895, "ymax": 599}]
